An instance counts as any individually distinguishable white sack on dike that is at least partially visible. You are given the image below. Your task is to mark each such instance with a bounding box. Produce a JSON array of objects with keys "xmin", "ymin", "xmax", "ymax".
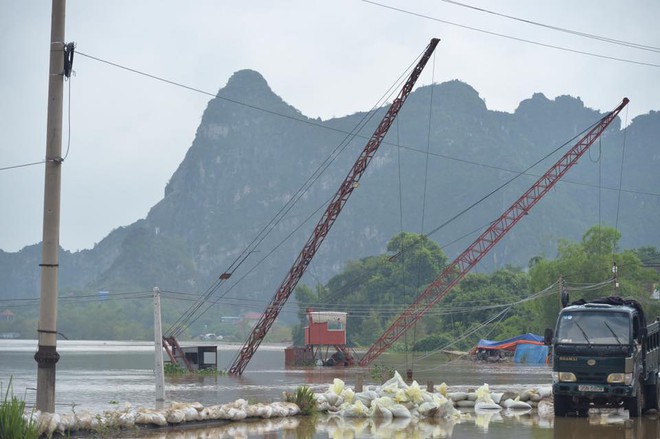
[{"xmin": 502, "ymin": 397, "xmax": 532, "ymax": 410}]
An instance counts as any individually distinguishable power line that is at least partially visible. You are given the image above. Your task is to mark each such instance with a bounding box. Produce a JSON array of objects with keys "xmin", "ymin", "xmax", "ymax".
[
  {"xmin": 0, "ymin": 161, "xmax": 45, "ymax": 172},
  {"xmin": 362, "ymin": 0, "xmax": 660, "ymax": 68},
  {"xmin": 75, "ymin": 51, "xmax": 657, "ymax": 200},
  {"xmin": 440, "ymin": 0, "xmax": 660, "ymax": 53}
]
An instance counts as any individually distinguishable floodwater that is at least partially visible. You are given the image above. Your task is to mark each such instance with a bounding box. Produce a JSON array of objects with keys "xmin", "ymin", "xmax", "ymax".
[{"xmin": 1, "ymin": 340, "xmax": 658, "ymax": 438}]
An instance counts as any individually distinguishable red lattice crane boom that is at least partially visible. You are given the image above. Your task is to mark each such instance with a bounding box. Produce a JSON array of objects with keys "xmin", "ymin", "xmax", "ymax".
[
  {"xmin": 358, "ymin": 97, "xmax": 630, "ymax": 367},
  {"xmin": 228, "ymin": 38, "xmax": 441, "ymax": 375}
]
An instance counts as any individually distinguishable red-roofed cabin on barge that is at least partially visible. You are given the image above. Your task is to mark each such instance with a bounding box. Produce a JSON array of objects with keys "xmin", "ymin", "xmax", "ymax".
[{"xmin": 285, "ymin": 309, "xmax": 354, "ymax": 367}]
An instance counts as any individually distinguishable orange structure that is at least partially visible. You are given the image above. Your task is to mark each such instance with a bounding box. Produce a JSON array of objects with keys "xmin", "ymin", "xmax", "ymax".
[
  {"xmin": 284, "ymin": 309, "xmax": 354, "ymax": 367},
  {"xmin": 305, "ymin": 311, "xmax": 347, "ymax": 346}
]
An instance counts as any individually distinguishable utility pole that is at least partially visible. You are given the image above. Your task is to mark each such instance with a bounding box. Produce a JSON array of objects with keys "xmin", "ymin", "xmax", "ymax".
[
  {"xmin": 35, "ymin": 0, "xmax": 66, "ymax": 413},
  {"xmin": 153, "ymin": 287, "xmax": 165, "ymax": 408}
]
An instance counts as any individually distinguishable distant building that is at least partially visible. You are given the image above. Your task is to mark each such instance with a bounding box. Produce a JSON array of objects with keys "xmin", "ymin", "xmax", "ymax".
[{"xmin": 1, "ymin": 309, "xmax": 15, "ymax": 321}]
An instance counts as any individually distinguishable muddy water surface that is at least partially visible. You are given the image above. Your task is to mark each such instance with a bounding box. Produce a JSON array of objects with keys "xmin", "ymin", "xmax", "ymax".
[{"xmin": 1, "ymin": 340, "xmax": 658, "ymax": 438}]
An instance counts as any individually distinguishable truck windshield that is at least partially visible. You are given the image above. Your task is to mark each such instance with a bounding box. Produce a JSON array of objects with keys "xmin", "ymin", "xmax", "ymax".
[{"xmin": 556, "ymin": 311, "xmax": 630, "ymax": 345}]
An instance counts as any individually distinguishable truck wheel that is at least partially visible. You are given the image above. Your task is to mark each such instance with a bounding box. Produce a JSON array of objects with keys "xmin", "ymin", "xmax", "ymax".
[
  {"xmin": 553, "ymin": 394, "xmax": 571, "ymax": 417},
  {"xmin": 627, "ymin": 382, "xmax": 644, "ymax": 417}
]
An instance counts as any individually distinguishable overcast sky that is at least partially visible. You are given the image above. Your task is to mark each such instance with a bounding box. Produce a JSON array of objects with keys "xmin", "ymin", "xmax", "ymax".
[{"xmin": 1, "ymin": 0, "xmax": 658, "ymax": 253}]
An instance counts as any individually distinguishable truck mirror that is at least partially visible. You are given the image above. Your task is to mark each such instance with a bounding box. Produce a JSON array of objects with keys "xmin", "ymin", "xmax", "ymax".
[{"xmin": 544, "ymin": 328, "xmax": 553, "ymax": 345}]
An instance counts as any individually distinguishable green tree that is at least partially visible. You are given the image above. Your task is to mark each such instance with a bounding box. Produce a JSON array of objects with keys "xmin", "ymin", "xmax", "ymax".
[{"xmin": 527, "ymin": 226, "xmax": 660, "ymax": 331}]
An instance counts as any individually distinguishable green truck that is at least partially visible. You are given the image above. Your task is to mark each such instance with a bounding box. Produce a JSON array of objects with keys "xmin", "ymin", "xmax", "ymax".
[{"xmin": 552, "ymin": 296, "xmax": 660, "ymax": 416}]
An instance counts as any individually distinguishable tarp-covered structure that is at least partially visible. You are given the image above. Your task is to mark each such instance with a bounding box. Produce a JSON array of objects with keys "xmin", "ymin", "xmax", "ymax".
[
  {"xmin": 475, "ymin": 333, "xmax": 544, "ymax": 351},
  {"xmin": 471, "ymin": 333, "xmax": 548, "ymax": 364}
]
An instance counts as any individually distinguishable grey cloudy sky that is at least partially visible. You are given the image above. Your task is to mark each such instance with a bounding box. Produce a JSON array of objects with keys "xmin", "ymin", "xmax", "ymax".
[{"xmin": 1, "ymin": 0, "xmax": 658, "ymax": 253}]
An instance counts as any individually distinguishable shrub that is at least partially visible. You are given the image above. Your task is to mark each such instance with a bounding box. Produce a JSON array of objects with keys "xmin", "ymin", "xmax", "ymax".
[
  {"xmin": 283, "ymin": 386, "xmax": 317, "ymax": 415},
  {"xmin": 0, "ymin": 378, "xmax": 38, "ymax": 439}
]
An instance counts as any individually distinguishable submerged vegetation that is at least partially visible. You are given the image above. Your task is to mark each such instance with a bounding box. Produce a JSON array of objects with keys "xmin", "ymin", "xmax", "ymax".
[
  {"xmin": 164, "ymin": 362, "xmax": 225, "ymax": 376},
  {"xmin": 283, "ymin": 386, "xmax": 317, "ymax": 415},
  {"xmin": 0, "ymin": 379, "xmax": 38, "ymax": 439}
]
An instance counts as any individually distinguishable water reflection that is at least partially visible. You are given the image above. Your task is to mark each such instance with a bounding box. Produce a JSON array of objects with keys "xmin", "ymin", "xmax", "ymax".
[
  {"xmin": 553, "ymin": 413, "xmax": 659, "ymax": 439},
  {"xmin": 131, "ymin": 412, "xmax": 658, "ymax": 439},
  {"xmin": 131, "ymin": 412, "xmax": 550, "ymax": 439}
]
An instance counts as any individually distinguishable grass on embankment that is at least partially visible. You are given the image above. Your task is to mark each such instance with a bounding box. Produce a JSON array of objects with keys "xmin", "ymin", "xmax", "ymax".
[{"xmin": 0, "ymin": 378, "xmax": 39, "ymax": 439}]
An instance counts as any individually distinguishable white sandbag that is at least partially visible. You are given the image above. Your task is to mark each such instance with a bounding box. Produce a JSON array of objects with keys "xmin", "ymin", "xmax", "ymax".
[
  {"xmin": 341, "ymin": 387, "xmax": 355, "ymax": 404},
  {"xmin": 405, "ymin": 380, "xmax": 424, "ymax": 404},
  {"xmin": 475, "ymin": 401, "xmax": 502, "ymax": 411},
  {"xmin": 371, "ymin": 396, "xmax": 395, "ymax": 420},
  {"xmin": 259, "ymin": 405, "xmax": 273, "ymax": 419},
  {"xmin": 393, "ymin": 389, "xmax": 409, "ymax": 404},
  {"xmin": 226, "ymin": 407, "xmax": 247, "ymax": 420},
  {"xmin": 502, "ymin": 398, "xmax": 532, "ymax": 410},
  {"xmin": 231, "ymin": 398, "xmax": 248, "ymax": 410},
  {"xmin": 355, "ymin": 390, "xmax": 379, "ymax": 407},
  {"xmin": 338, "ymin": 400, "xmax": 370, "ymax": 418},
  {"xmin": 166, "ymin": 409, "xmax": 186, "ymax": 424},
  {"xmin": 372, "ymin": 404, "xmax": 394, "ymax": 420},
  {"xmin": 330, "ymin": 378, "xmax": 345, "ymax": 395},
  {"xmin": 281, "ymin": 402, "xmax": 300, "ymax": 416},
  {"xmin": 43, "ymin": 413, "xmax": 60, "ymax": 437},
  {"xmin": 491, "ymin": 392, "xmax": 504, "ymax": 404},
  {"xmin": 135, "ymin": 411, "xmax": 167, "ymax": 426},
  {"xmin": 475, "ymin": 384, "xmax": 494, "ymax": 404},
  {"xmin": 379, "ymin": 371, "xmax": 408, "ymax": 394},
  {"xmin": 434, "ymin": 397, "xmax": 461, "ymax": 419},
  {"xmin": 268, "ymin": 402, "xmax": 289, "ymax": 417},
  {"xmin": 183, "ymin": 406, "xmax": 199, "ymax": 421},
  {"xmin": 118, "ymin": 411, "xmax": 136, "ymax": 429},
  {"xmin": 447, "ymin": 391, "xmax": 468, "ymax": 402},
  {"xmin": 324, "ymin": 391, "xmax": 340, "ymax": 407},
  {"xmin": 75, "ymin": 412, "xmax": 95, "ymax": 430},
  {"xmin": 538, "ymin": 387, "xmax": 553, "ymax": 398},
  {"xmin": 56, "ymin": 413, "xmax": 77, "ymax": 434},
  {"xmin": 389, "ymin": 403, "xmax": 412, "ymax": 418},
  {"xmin": 456, "ymin": 399, "xmax": 476, "ymax": 408}
]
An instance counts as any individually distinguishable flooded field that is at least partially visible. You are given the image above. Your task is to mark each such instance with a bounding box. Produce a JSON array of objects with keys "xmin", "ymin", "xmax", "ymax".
[{"xmin": 1, "ymin": 339, "xmax": 658, "ymax": 438}]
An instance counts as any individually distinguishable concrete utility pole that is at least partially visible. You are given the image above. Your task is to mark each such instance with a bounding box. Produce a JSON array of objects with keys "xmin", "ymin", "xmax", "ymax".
[
  {"xmin": 153, "ymin": 287, "xmax": 165, "ymax": 408},
  {"xmin": 35, "ymin": 0, "xmax": 66, "ymax": 413}
]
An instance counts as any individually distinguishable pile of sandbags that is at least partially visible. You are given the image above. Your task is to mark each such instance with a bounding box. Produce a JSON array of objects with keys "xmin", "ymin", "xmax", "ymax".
[
  {"xmin": 27, "ymin": 399, "xmax": 301, "ymax": 437},
  {"xmin": 313, "ymin": 371, "xmax": 554, "ymax": 420},
  {"xmin": 314, "ymin": 372, "xmax": 462, "ymax": 420}
]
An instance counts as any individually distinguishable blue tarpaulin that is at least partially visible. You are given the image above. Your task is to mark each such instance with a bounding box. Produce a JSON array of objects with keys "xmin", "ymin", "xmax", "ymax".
[
  {"xmin": 514, "ymin": 344, "xmax": 549, "ymax": 364},
  {"xmin": 476, "ymin": 333, "xmax": 544, "ymax": 350}
]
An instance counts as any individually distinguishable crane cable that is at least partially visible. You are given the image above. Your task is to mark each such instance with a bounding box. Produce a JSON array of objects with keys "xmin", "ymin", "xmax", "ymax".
[
  {"xmin": 165, "ymin": 50, "xmax": 428, "ymax": 336},
  {"xmin": 613, "ymin": 106, "xmax": 630, "ymax": 278},
  {"xmin": 397, "ymin": 280, "xmax": 560, "ymax": 373},
  {"xmin": 409, "ymin": 50, "xmax": 438, "ymax": 371}
]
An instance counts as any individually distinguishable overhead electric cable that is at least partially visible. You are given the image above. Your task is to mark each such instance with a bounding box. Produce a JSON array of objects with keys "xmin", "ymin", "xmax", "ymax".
[
  {"xmin": 362, "ymin": 1, "xmax": 660, "ymax": 68},
  {"xmin": 161, "ymin": 51, "xmax": 425, "ymax": 335},
  {"xmin": 0, "ymin": 161, "xmax": 46, "ymax": 172},
  {"xmin": 441, "ymin": 0, "xmax": 660, "ymax": 53},
  {"xmin": 74, "ymin": 51, "xmax": 658, "ymax": 200}
]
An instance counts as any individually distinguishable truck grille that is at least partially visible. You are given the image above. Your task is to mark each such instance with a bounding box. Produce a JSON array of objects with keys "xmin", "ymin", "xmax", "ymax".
[{"xmin": 575, "ymin": 370, "xmax": 610, "ymax": 383}]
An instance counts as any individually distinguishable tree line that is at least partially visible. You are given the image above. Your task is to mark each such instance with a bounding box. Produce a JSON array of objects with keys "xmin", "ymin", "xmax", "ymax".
[
  {"xmin": 2, "ymin": 225, "xmax": 658, "ymax": 349},
  {"xmin": 292, "ymin": 226, "xmax": 660, "ymax": 352}
]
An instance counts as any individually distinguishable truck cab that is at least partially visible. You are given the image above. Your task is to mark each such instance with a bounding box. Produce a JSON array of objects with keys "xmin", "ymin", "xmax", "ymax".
[{"xmin": 552, "ymin": 297, "xmax": 660, "ymax": 417}]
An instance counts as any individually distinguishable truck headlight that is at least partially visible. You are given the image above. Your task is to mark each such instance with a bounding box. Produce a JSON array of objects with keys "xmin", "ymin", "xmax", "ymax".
[
  {"xmin": 558, "ymin": 372, "xmax": 577, "ymax": 382},
  {"xmin": 607, "ymin": 373, "xmax": 633, "ymax": 384}
]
